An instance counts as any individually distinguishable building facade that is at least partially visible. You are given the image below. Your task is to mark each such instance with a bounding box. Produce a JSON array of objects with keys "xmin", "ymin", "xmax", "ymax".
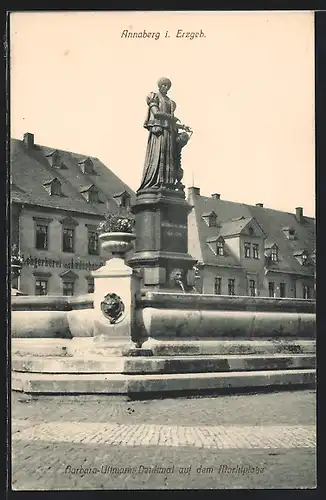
[
  {"xmin": 187, "ymin": 187, "xmax": 315, "ymax": 299},
  {"xmin": 11, "ymin": 133, "xmax": 134, "ymax": 296}
]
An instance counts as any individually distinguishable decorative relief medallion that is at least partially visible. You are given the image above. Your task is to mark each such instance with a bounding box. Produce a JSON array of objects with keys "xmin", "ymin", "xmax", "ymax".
[{"xmin": 100, "ymin": 293, "xmax": 125, "ymax": 324}]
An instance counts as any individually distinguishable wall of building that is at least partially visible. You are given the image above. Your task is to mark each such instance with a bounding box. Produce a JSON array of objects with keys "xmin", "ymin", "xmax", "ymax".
[
  {"xmin": 11, "ymin": 204, "xmax": 21, "ymax": 247},
  {"xmin": 17, "ymin": 205, "xmax": 107, "ymax": 296},
  {"xmin": 199, "ymin": 265, "xmax": 315, "ymax": 299},
  {"xmin": 260, "ymin": 273, "xmax": 315, "ymax": 299},
  {"xmin": 201, "ymin": 265, "xmax": 245, "ymax": 295}
]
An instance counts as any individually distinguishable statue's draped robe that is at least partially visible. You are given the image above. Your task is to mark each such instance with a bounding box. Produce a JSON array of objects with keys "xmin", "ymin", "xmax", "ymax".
[{"xmin": 138, "ymin": 91, "xmax": 177, "ymax": 191}]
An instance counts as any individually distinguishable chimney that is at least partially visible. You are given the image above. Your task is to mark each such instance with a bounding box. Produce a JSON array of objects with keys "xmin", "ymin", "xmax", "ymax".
[
  {"xmin": 188, "ymin": 186, "xmax": 200, "ymax": 196},
  {"xmin": 211, "ymin": 193, "xmax": 221, "ymax": 199},
  {"xmin": 256, "ymin": 203, "xmax": 264, "ymax": 207},
  {"xmin": 23, "ymin": 132, "xmax": 34, "ymax": 148},
  {"xmin": 295, "ymin": 207, "xmax": 304, "ymax": 223}
]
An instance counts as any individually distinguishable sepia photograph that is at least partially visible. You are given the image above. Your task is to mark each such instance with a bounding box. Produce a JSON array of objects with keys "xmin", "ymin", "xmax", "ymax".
[{"xmin": 9, "ymin": 10, "xmax": 316, "ymax": 490}]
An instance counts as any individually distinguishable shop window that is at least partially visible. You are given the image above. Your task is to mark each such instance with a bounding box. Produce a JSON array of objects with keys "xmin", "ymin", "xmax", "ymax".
[
  {"xmin": 35, "ymin": 279, "xmax": 48, "ymax": 296},
  {"xmin": 63, "ymin": 281, "xmax": 74, "ymax": 296}
]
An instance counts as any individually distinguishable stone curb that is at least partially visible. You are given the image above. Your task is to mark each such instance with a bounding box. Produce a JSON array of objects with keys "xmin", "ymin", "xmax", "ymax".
[
  {"xmin": 12, "ymin": 354, "xmax": 315, "ymax": 374},
  {"xmin": 12, "ymin": 369, "xmax": 316, "ymax": 395}
]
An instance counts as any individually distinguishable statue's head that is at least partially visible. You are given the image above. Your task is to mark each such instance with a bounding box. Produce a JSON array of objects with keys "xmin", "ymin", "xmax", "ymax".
[{"xmin": 157, "ymin": 77, "xmax": 172, "ymax": 95}]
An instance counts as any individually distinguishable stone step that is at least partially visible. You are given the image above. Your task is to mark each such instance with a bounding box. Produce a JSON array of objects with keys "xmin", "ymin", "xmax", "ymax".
[
  {"xmin": 12, "ymin": 369, "xmax": 316, "ymax": 395},
  {"xmin": 144, "ymin": 339, "xmax": 316, "ymax": 356},
  {"xmin": 11, "ymin": 338, "xmax": 316, "ymax": 358},
  {"xmin": 12, "ymin": 354, "xmax": 316, "ymax": 374}
]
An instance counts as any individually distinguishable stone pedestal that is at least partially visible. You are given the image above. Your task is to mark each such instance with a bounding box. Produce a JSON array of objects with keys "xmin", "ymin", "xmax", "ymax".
[
  {"xmin": 128, "ymin": 188, "xmax": 197, "ymax": 291},
  {"xmin": 91, "ymin": 256, "xmax": 141, "ymax": 348}
]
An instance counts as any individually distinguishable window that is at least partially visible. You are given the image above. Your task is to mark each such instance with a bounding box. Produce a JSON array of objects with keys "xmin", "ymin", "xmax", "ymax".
[
  {"xmin": 216, "ymin": 240, "xmax": 224, "ymax": 256},
  {"xmin": 121, "ymin": 194, "xmax": 131, "ymax": 208},
  {"xmin": 303, "ymin": 285, "xmax": 310, "ymax": 299},
  {"xmin": 35, "ymin": 224, "xmax": 48, "ymax": 250},
  {"xmin": 301, "ymin": 252, "xmax": 308, "ymax": 265},
  {"xmin": 46, "ymin": 150, "xmax": 61, "ymax": 168},
  {"xmin": 248, "ymin": 226, "xmax": 254, "ymax": 236},
  {"xmin": 283, "ymin": 227, "xmax": 296, "ymax": 240},
  {"xmin": 249, "ymin": 279, "xmax": 256, "ymax": 297},
  {"xmin": 63, "ymin": 281, "xmax": 74, "ymax": 296},
  {"xmin": 280, "ymin": 283, "xmax": 286, "ymax": 298},
  {"xmin": 88, "ymin": 230, "xmax": 99, "ymax": 255},
  {"xmin": 35, "ymin": 279, "xmax": 48, "ymax": 296},
  {"xmin": 87, "ymin": 279, "xmax": 94, "ymax": 294},
  {"xmin": 253, "ymin": 243, "xmax": 259, "ymax": 259},
  {"xmin": 271, "ymin": 246, "xmax": 278, "ymax": 262},
  {"xmin": 88, "ymin": 190, "xmax": 99, "ymax": 203},
  {"xmin": 208, "ymin": 214, "xmax": 217, "ymax": 227},
  {"xmin": 113, "ymin": 191, "xmax": 131, "ymax": 209},
  {"xmin": 228, "ymin": 279, "xmax": 235, "ymax": 296},
  {"xmin": 79, "ymin": 158, "xmax": 95, "ymax": 175},
  {"xmin": 80, "ymin": 185, "xmax": 99, "ymax": 203},
  {"xmin": 293, "ymin": 282, "xmax": 297, "ymax": 298},
  {"xmin": 244, "ymin": 242, "xmax": 251, "ymax": 258},
  {"xmin": 43, "ymin": 178, "xmax": 62, "ymax": 196},
  {"xmin": 62, "ymin": 227, "xmax": 75, "ymax": 252},
  {"xmin": 51, "ymin": 180, "xmax": 61, "ymax": 196},
  {"xmin": 268, "ymin": 281, "xmax": 275, "ymax": 298},
  {"xmin": 214, "ymin": 277, "xmax": 222, "ymax": 295}
]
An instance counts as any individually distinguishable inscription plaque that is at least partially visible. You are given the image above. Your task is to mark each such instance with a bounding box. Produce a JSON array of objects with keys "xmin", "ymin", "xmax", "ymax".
[{"xmin": 161, "ymin": 225, "xmax": 187, "ymax": 253}]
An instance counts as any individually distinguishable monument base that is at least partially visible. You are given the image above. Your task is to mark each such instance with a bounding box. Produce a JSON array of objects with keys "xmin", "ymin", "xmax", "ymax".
[
  {"xmin": 12, "ymin": 337, "xmax": 316, "ymax": 397},
  {"xmin": 128, "ymin": 188, "xmax": 197, "ymax": 291}
]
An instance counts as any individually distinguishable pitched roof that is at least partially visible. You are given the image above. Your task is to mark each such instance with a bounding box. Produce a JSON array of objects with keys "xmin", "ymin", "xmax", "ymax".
[
  {"xmin": 188, "ymin": 190, "xmax": 315, "ymax": 277},
  {"xmin": 10, "ymin": 136, "xmax": 135, "ymax": 217}
]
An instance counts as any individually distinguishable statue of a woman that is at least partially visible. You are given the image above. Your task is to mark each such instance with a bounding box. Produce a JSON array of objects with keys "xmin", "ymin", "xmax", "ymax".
[{"xmin": 137, "ymin": 77, "xmax": 192, "ymax": 193}]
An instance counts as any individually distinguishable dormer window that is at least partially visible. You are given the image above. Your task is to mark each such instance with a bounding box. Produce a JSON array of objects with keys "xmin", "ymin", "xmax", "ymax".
[
  {"xmin": 88, "ymin": 190, "xmax": 99, "ymax": 203},
  {"xmin": 294, "ymin": 250, "xmax": 309, "ymax": 266},
  {"xmin": 283, "ymin": 227, "xmax": 296, "ymax": 240},
  {"xmin": 43, "ymin": 178, "xmax": 62, "ymax": 196},
  {"xmin": 265, "ymin": 241, "xmax": 279, "ymax": 263},
  {"xmin": 80, "ymin": 184, "xmax": 99, "ymax": 203},
  {"xmin": 78, "ymin": 157, "xmax": 95, "ymax": 175},
  {"xmin": 113, "ymin": 191, "xmax": 131, "ymax": 208},
  {"xmin": 271, "ymin": 245, "xmax": 278, "ymax": 262},
  {"xmin": 216, "ymin": 238, "xmax": 225, "ymax": 256},
  {"xmin": 46, "ymin": 150, "xmax": 61, "ymax": 168},
  {"xmin": 202, "ymin": 211, "xmax": 218, "ymax": 227}
]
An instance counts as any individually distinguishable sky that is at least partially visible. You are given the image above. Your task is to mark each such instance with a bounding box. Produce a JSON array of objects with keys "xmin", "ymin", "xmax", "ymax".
[{"xmin": 10, "ymin": 11, "xmax": 315, "ymax": 217}]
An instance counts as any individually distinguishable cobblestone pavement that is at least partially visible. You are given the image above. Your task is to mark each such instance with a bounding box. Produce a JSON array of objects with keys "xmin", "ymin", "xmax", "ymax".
[
  {"xmin": 11, "ymin": 389, "xmax": 316, "ymax": 490},
  {"xmin": 13, "ymin": 422, "xmax": 315, "ymax": 449}
]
